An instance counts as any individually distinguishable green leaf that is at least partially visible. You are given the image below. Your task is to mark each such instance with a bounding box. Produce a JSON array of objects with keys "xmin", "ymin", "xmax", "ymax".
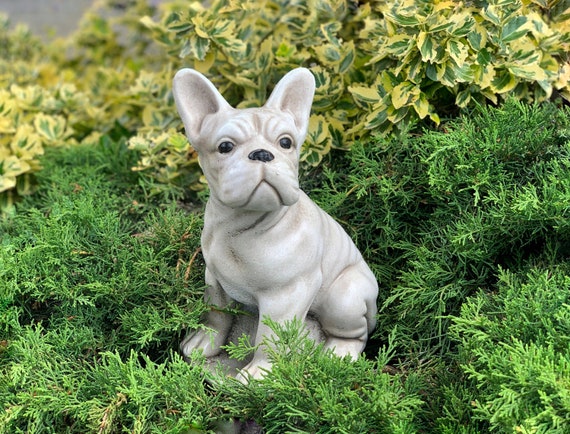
[
  {"xmin": 417, "ymin": 31, "xmax": 441, "ymax": 63},
  {"xmin": 501, "ymin": 16, "xmax": 529, "ymax": 43},
  {"xmin": 467, "ymin": 23, "xmax": 486, "ymax": 50},
  {"xmin": 491, "ymin": 69, "xmax": 518, "ymax": 93},
  {"xmin": 477, "ymin": 47, "xmax": 492, "ymax": 66},
  {"xmin": 447, "ymin": 39, "xmax": 469, "ymax": 66},
  {"xmin": 385, "ymin": 11, "xmax": 420, "ymax": 27},
  {"xmin": 348, "ymin": 86, "xmax": 380, "ymax": 104}
]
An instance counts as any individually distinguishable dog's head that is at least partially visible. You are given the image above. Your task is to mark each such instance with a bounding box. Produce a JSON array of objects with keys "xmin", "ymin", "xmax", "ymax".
[{"xmin": 173, "ymin": 68, "xmax": 315, "ymax": 212}]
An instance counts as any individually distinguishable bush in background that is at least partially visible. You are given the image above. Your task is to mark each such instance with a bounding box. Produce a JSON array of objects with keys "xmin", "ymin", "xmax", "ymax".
[{"xmin": 2, "ymin": 0, "xmax": 570, "ymax": 207}]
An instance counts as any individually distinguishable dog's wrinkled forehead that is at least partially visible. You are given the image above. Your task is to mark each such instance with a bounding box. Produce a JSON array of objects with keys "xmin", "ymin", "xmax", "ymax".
[{"xmin": 205, "ymin": 109, "xmax": 298, "ymax": 146}]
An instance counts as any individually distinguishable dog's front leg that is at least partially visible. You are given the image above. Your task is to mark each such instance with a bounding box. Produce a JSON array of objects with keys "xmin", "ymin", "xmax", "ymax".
[
  {"xmin": 181, "ymin": 269, "xmax": 233, "ymax": 359},
  {"xmin": 236, "ymin": 282, "xmax": 315, "ymax": 382}
]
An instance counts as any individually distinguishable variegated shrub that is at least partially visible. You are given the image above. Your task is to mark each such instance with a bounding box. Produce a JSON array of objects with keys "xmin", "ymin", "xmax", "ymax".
[
  {"xmin": 1, "ymin": 0, "xmax": 569, "ymax": 208},
  {"xmin": 141, "ymin": 0, "xmax": 569, "ymax": 153}
]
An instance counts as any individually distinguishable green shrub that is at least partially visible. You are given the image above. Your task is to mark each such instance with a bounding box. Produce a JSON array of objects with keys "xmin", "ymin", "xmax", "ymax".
[
  {"xmin": 0, "ymin": 138, "xmax": 422, "ymax": 433},
  {"xmin": 315, "ymin": 99, "xmax": 570, "ymax": 356},
  {"xmin": 220, "ymin": 319, "xmax": 424, "ymax": 434},
  {"xmin": 450, "ymin": 267, "xmax": 570, "ymax": 433},
  {"xmin": 305, "ymin": 98, "xmax": 570, "ymax": 432},
  {"xmin": 0, "ymin": 141, "xmax": 217, "ymax": 433}
]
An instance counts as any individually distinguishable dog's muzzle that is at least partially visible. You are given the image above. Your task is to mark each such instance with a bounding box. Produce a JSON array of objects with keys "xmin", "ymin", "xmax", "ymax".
[{"xmin": 249, "ymin": 149, "xmax": 274, "ymax": 163}]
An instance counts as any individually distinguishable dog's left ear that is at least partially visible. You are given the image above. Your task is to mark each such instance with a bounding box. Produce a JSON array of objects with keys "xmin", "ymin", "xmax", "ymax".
[{"xmin": 264, "ymin": 68, "xmax": 315, "ymax": 140}]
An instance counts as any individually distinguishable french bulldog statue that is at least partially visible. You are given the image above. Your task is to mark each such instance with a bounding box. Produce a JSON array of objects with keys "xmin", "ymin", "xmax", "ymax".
[{"xmin": 172, "ymin": 67, "xmax": 378, "ymax": 381}]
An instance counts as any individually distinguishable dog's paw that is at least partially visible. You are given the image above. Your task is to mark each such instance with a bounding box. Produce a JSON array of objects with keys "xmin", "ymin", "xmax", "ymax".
[
  {"xmin": 235, "ymin": 358, "xmax": 272, "ymax": 383},
  {"xmin": 180, "ymin": 329, "xmax": 225, "ymax": 358}
]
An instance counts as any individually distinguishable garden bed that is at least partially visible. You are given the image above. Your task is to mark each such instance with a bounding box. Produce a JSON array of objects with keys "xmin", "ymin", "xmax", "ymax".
[
  {"xmin": 2, "ymin": 100, "xmax": 570, "ymax": 433},
  {"xmin": 1, "ymin": 1, "xmax": 570, "ymax": 432}
]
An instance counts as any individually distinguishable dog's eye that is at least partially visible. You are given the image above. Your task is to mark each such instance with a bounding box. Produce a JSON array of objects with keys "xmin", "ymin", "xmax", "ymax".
[
  {"xmin": 279, "ymin": 137, "xmax": 292, "ymax": 149},
  {"xmin": 218, "ymin": 141, "xmax": 234, "ymax": 154}
]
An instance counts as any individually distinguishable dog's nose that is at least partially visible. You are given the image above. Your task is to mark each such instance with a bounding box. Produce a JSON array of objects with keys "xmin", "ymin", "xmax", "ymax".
[{"xmin": 248, "ymin": 149, "xmax": 274, "ymax": 163}]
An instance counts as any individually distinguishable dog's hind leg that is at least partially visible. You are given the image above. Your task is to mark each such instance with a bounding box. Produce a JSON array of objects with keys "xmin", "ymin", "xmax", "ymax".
[{"xmin": 316, "ymin": 261, "xmax": 378, "ymax": 359}]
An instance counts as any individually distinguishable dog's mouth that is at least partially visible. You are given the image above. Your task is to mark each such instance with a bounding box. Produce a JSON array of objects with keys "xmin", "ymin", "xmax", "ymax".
[
  {"xmin": 215, "ymin": 164, "xmax": 301, "ymax": 211},
  {"xmin": 243, "ymin": 180, "xmax": 285, "ymax": 211}
]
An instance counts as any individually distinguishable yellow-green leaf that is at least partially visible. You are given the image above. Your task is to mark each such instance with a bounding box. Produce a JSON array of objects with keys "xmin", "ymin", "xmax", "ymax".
[
  {"xmin": 313, "ymin": 44, "xmax": 342, "ymax": 66},
  {"xmin": 473, "ymin": 64, "xmax": 496, "ymax": 89},
  {"xmin": 455, "ymin": 89, "xmax": 471, "ymax": 108},
  {"xmin": 481, "ymin": 5, "xmax": 501, "ymax": 26},
  {"xmin": 384, "ymin": 34, "xmax": 414, "ymax": 57},
  {"xmin": 491, "ymin": 69, "xmax": 518, "ymax": 94},
  {"xmin": 194, "ymin": 52, "xmax": 216, "ymax": 74},
  {"xmin": 11, "ymin": 125, "xmax": 44, "ymax": 160},
  {"xmin": 417, "ymin": 31, "xmax": 441, "ymax": 63},
  {"xmin": 348, "ymin": 85, "xmax": 380, "ymax": 106},
  {"xmin": 167, "ymin": 131, "xmax": 190, "ymax": 151},
  {"xmin": 0, "ymin": 174, "xmax": 17, "ymax": 193},
  {"xmin": 508, "ymin": 62, "xmax": 548, "ymax": 81},
  {"xmin": 447, "ymin": 39, "xmax": 469, "ymax": 66},
  {"xmin": 501, "ymin": 16, "xmax": 530, "ymax": 43},
  {"xmin": 33, "ymin": 114, "xmax": 68, "ymax": 143},
  {"xmin": 413, "ymin": 92, "xmax": 430, "ymax": 119},
  {"xmin": 448, "ymin": 11, "xmax": 474, "ymax": 37},
  {"xmin": 306, "ymin": 114, "xmax": 330, "ymax": 147},
  {"xmin": 339, "ymin": 41, "xmax": 355, "ymax": 73},
  {"xmin": 391, "ymin": 81, "xmax": 418, "ymax": 109},
  {"xmin": 0, "ymin": 156, "xmax": 24, "ymax": 177}
]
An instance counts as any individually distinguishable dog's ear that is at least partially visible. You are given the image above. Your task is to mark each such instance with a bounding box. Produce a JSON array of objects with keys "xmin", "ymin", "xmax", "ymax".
[
  {"xmin": 264, "ymin": 68, "xmax": 315, "ymax": 141},
  {"xmin": 172, "ymin": 69, "xmax": 232, "ymax": 145}
]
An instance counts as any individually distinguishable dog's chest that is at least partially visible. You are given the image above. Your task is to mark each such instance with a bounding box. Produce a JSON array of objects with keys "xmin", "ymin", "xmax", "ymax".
[
  {"xmin": 206, "ymin": 233, "xmax": 291, "ymax": 286},
  {"xmin": 201, "ymin": 217, "xmax": 318, "ymax": 304}
]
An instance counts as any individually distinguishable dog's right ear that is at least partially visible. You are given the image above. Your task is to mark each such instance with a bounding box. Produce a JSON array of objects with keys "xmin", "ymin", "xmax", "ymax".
[{"xmin": 172, "ymin": 69, "xmax": 232, "ymax": 145}]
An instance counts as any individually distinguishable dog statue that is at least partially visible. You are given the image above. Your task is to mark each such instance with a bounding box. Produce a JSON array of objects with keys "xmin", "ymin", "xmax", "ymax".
[{"xmin": 172, "ymin": 67, "xmax": 378, "ymax": 381}]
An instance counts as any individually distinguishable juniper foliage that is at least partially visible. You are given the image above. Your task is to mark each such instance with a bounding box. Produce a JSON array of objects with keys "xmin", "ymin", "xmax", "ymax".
[
  {"xmin": 317, "ymin": 99, "xmax": 570, "ymax": 356},
  {"xmin": 1, "ymin": 100, "xmax": 570, "ymax": 432},
  {"xmin": 0, "ymin": 140, "xmax": 215, "ymax": 432},
  {"xmin": 451, "ymin": 267, "xmax": 570, "ymax": 433}
]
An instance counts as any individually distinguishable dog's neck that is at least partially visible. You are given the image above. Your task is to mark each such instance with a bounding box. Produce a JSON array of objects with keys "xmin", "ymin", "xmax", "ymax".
[{"xmin": 205, "ymin": 195, "xmax": 294, "ymax": 235}]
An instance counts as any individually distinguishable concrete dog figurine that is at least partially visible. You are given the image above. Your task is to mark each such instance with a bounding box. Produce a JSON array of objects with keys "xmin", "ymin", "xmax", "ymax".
[{"xmin": 172, "ymin": 67, "xmax": 378, "ymax": 381}]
